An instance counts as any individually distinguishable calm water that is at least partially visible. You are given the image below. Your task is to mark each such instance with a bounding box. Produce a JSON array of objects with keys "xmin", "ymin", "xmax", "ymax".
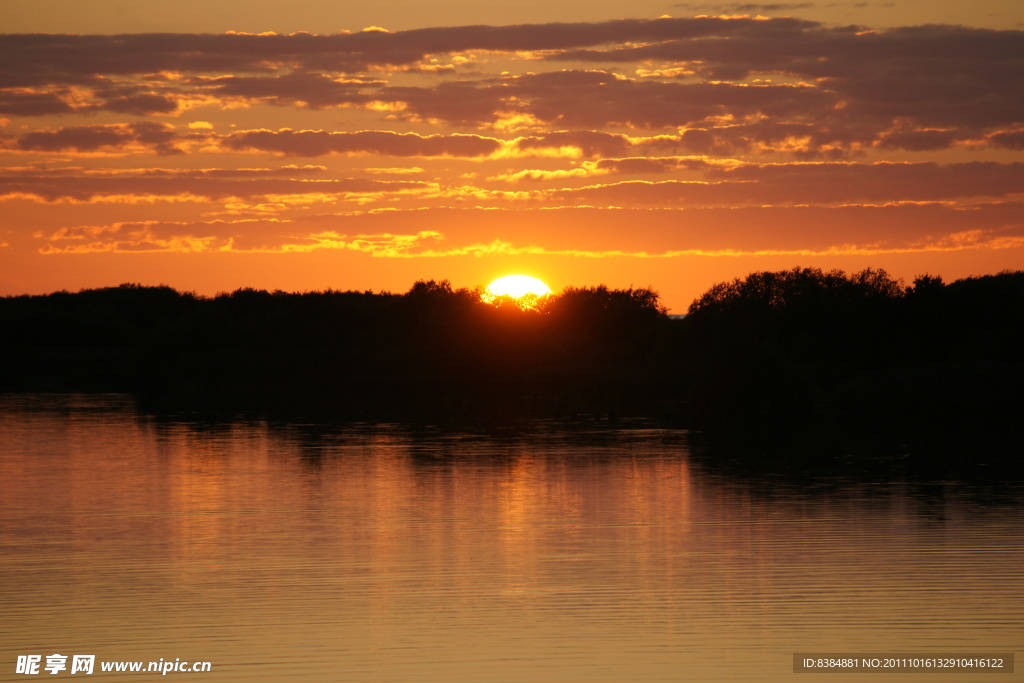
[{"xmin": 1, "ymin": 394, "xmax": 1021, "ymax": 682}]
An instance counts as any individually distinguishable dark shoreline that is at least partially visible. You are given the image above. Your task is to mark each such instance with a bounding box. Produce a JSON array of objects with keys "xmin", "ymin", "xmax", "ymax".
[{"xmin": 3, "ymin": 268, "xmax": 1022, "ymax": 471}]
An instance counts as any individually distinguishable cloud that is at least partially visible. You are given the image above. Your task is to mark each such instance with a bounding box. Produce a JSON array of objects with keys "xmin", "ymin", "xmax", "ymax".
[
  {"xmin": 3, "ymin": 165, "xmax": 327, "ymax": 178},
  {"xmin": 0, "ymin": 89, "xmax": 77, "ymax": 116},
  {"xmin": 192, "ymin": 72, "xmax": 376, "ymax": 109},
  {"xmin": 490, "ymin": 156, "xmax": 711, "ymax": 182},
  {"xmin": 1, "ymin": 13, "xmax": 1020, "ymax": 309},
  {"xmin": 731, "ymin": 2, "xmax": 814, "ymax": 9},
  {"xmin": 34, "ymin": 203, "xmax": 1024, "ymax": 257},
  {"xmin": 510, "ymin": 131, "xmax": 634, "ymax": 157},
  {"xmin": 548, "ymin": 161, "xmax": 1024, "ymax": 207},
  {"xmin": 36, "ymin": 216, "xmax": 462, "ymax": 255},
  {"xmin": 380, "ymin": 71, "xmax": 834, "ymax": 130},
  {"xmin": 988, "ymin": 129, "xmax": 1024, "ymax": 150},
  {"xmin": 0, "ymin": 19, "xmax": 1019, "ymax": 154},
  {"xmin": 672, "ymin": 2, "xmax": 814, "ymax": 9},
  {"xmin": 221, "ymin": 128, "xmax": 503, "ymax": 158},
  {"xmin": 0, "ymin": 168, "xmax": 428, "ymax": 203},
  {"xmin": 703, "ymin": 160, "xmax": 1024, "ymax": 202},
  {"xmin": 6, "ymin": 157, "xmax": 1017, "ymax": 212},
  {"xmin": 0, "ymin": 87, "xmax": 180, "ymax": 118},
  {"xmin": 102, "ymin": 93, "xmax": 179, "ymax": 116},
  {"xmin": 220, "ymin": 128, "xmax": 706, "ymax": 160},
  {"xmin": 0, "ymin": 18, "xmax": 819, "ymax": 86},
  {"xmin": 14, "ymin": 122, "xmax": 184, "ymax": 155},
  {"xmin": 547, "ymin": 23, "xmax": 1024, "ymax": 144},
  {"xmin": 479, "ymin": 159, "xmax": 1024, "ymax": 206},
  {"xmin": 42, "ymin": 217, "xmax": 305, "ymax": 252}
]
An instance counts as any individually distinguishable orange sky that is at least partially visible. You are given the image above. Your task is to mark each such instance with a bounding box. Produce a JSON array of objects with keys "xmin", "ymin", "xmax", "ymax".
[{"xmin": 1, "ymin": 1, "xmax": 1022, "ymax": 311}]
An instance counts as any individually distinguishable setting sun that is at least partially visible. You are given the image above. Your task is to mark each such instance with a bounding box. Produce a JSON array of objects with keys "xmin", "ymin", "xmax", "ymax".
[{"xmin": 483, "ymin": 275, "xmax": 552, "ymax": 305}]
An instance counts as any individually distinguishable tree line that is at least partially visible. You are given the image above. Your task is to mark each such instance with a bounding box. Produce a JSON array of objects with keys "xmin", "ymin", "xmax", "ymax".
[
  {"xmin": 1, "ymin": 268, "xmax": 1021, "ymax": 457},
  {"xmin": 0, "ymin": 280, "xmax": 668, "ymax": 415}
]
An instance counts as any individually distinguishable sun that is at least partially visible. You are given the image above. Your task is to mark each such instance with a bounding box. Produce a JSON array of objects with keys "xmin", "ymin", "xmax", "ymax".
[{"xmin": 482, "ymin": 274, "xmax": 552, "ymax": 306}]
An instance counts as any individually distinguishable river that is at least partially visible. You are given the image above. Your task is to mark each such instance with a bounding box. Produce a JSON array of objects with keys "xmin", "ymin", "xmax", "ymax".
[{"xmin": 1, "ymin": 393, "xmax": 1020, "ymax": 681}]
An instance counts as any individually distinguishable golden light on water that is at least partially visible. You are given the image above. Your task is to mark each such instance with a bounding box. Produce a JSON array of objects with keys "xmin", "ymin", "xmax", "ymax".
[{"xmin": 482, "ymin": 275, "xmax": 552, "ymax": 307}]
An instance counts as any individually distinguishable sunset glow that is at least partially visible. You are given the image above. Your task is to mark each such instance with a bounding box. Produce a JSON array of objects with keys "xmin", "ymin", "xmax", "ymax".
[
  {"xmin": 1, "ymin": 2, "xmax": 1022, "ymax": 310},
  {"xmin": 4, "ymin": 3, "xmax": 1023, "ymax": 677}
]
